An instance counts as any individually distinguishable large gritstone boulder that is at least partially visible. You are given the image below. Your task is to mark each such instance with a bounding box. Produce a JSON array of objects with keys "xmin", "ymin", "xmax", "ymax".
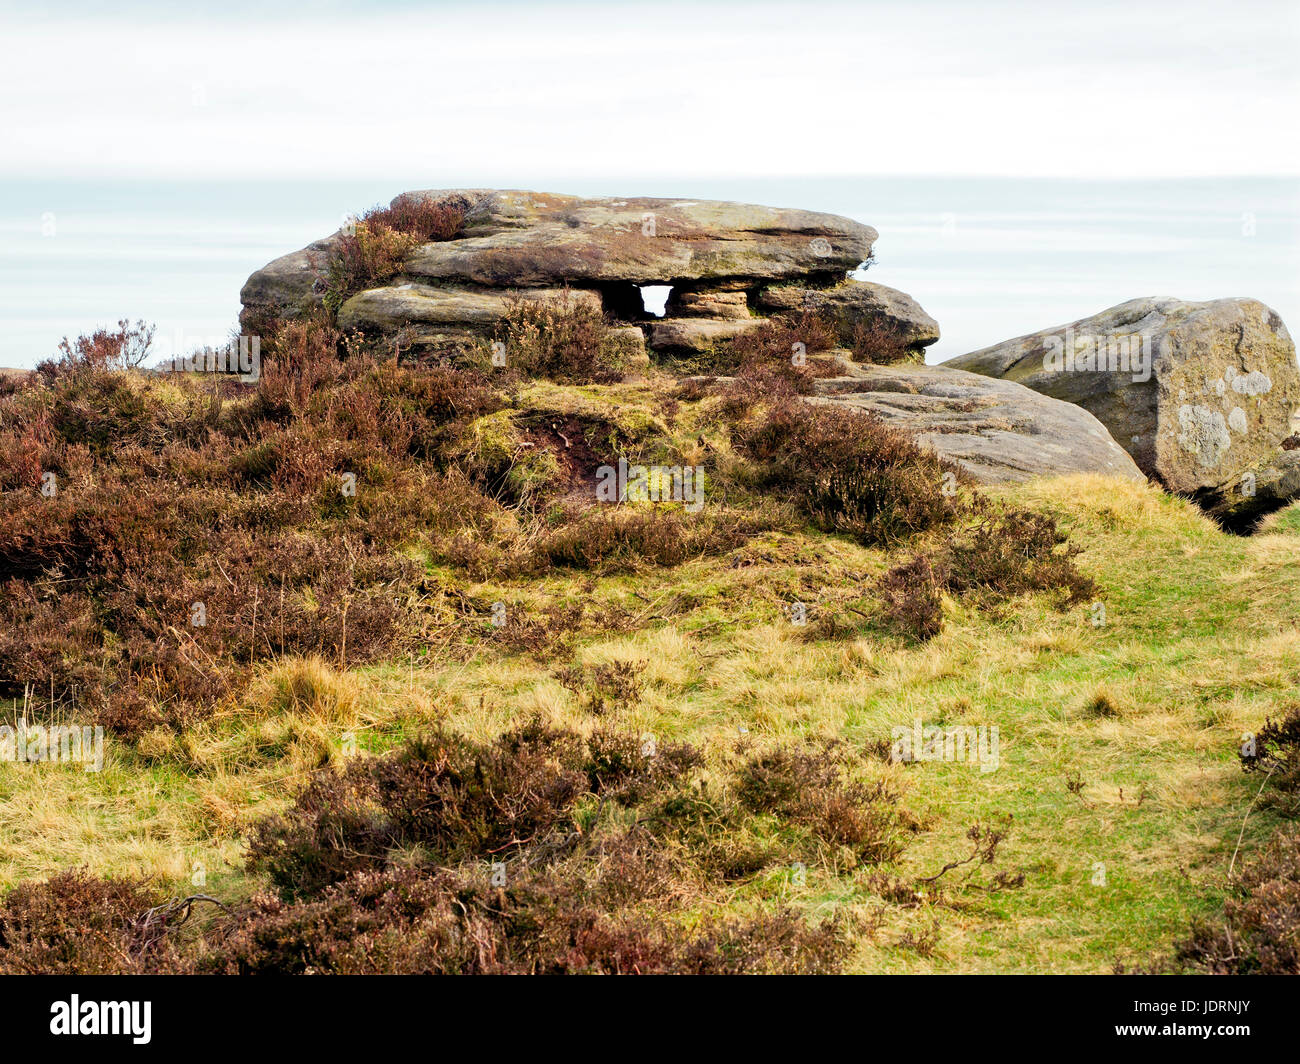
[{"xmin": 945, "ymin": 298, "xmax": 1300, "ymax": 523}]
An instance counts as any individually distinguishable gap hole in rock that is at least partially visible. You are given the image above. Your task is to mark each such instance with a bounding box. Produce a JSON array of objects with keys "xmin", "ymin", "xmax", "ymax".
[{"xmin": 639, "ymin": 286, "xmax": 672, "ymax": 318}]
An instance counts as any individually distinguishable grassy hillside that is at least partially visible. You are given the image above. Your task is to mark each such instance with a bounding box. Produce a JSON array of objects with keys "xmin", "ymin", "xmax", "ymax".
[{"xmin": 1, "ymin": 312, "xmax": 1296, "ymax": 973}]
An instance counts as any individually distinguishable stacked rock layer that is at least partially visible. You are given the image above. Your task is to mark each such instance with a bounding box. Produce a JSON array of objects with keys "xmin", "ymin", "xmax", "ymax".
[{"xmin": 240, "ymin": 189, "xmax": 940, "ymax": 361}]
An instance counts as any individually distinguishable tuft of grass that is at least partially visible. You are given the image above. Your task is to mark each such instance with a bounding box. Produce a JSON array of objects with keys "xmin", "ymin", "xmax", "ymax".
[
  {"xmin": 249, "ymin": 657, "xmax": 362, "ymax": 725},
  {"xmin": 1084, "ymin": 685, "xmax": 1123, "ymax": 719}
]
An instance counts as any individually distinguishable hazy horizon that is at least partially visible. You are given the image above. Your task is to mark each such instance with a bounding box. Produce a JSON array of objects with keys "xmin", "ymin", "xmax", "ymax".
[{"xmin": 3, "ymin": 174, "xmax": 1296, "ymax": 369}]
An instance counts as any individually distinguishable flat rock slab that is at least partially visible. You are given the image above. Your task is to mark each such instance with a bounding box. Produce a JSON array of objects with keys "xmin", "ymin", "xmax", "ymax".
[
  {"xmin": 944, "ymin": 297, "xmax": 1300, "ymax": 497},
  {"xmin": 808, "ymin": 361, "xmax": 1145, "ymax": 484},
  {"xmin": 337, "ymin": 284, "xmax": 600, "ymax": 332},
  {"xmin": 666, "ymin": 288, "xmax": 751, "ymax": 319},
  {"xmin": 401, "ymin": 191, "xmax": 876, "ymax": 287}
]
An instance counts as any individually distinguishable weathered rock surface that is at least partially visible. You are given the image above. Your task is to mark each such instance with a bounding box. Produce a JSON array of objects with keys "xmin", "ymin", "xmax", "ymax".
[
  {"xmin": 398, "ymin": 191, "xmax": 875, "ymax": 287},
  {"xmin": 944, "ymin": 298, "xmax": 1300, "ymax": 501},
  {"xmin": 646, "ymin": 318, "xmax": 765, "ymax": 355},
  {"xmin": 239, "ymin": 234, "xmax": 342, "ymax": 328},
  {"xmin": 808, "ymin": 359, "xmax": 1145, "ymax": 484},
  {"xmin": 609, "ymin": 325, "xmax": 650, "ymax": 368},
  {"xmin": 757, "ymin": 280, "xmax": 940, "ymax": 357},
  {"xmin": 666, "ymin": 288, "xmax": 751, "ymax": 320},
  {"xmin": 337, "ymin": 284, "xmax": 600, "ymax": 332}
]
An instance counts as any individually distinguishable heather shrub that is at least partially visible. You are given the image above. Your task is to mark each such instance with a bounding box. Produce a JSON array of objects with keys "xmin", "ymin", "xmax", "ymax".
[
  {"xmin": 0, "ymin": 421, "xmax": 49, "ymax": 492},
  {"xmin": 35, "ymin": 319, "xmax": 155, "ymax": 381},
  {"xmin": 3, "ymin": 308, "xmax": 745, "ymax": 723},
  {"xmin": 255, "ymin": 317, "xmax": 348, "ymax": 417},
  {"xmin": 735, "ymin": 396, "xmax": 958, "ymax": 547},
  {"xmin": 703, "ymin": 311, "xmax": 838, "ymax": 396},
  {"xmin": 374, "ymin": 722, "xmax": 591, "ymax": 861},
  {"xmin": 193, "ymin": 861, "xmax": 849, "ymax": 975},
  {"xmin": 321, "ymin": 224, "xmax": 420, "ymax": 316},
  {"xmin": 224, "ymin": 724, "xmax": 891, "ymax": 972},
  {"xmin": 0, "ymin": 871, "xmax": 184, "ymax": 975},
  {"xmin": 320, "ymin": 195, "xmax": 468, "ymax": 315},
  {"xmin": 0, "ymin": 722, "xmax": 898, "ymax": 973},
  {"xmin": 1241, "ymin": 706, "xmax": 1300, "ymax": 816},
  {"xmin": 363, "ymin": 192, "xmax": 470, "ymax": 243},
  {"xmin": 850, "ymin": 316, "xmax": 917, "ymax": 365},
  {"xmin": 0, "ymin": 854, "xmax": 847, "ymax": 975},
  {"xmin": 581, "ymin": 727, "xmax": 703, "ymax": 802},
  {"xmin": 491, "ymin": 296, "xmax": 633, "ymax": 384},
  {"xmin": 0, "ymin": 318, "xmax": 521, "ymax": 731},
  {"xmin": 47, "ymin": 372, "xmax": 155, "ymax": 454},
  {"xmin": 938, "ymin": 505, "xmax": 1096, "ymax": 605},
  {"xmin": 734, "ymin": 741, "xmax": 906, "ymax": 866},
  {"xmin": 1165, "ymin": 828, "xmax": 1300, "ymax": 974},
  {"xmin": 873, "ymin": 507, "xmax": 1095, "ymax": 642},
  {"xmin": 245, "ymin": 761, "xmax": 394, "ymax": 899},
  {"xmin": 249, "ymin": 721, "xmax": 648, "ymax": 897},
  {"xmin": 554, "ymin": 659, "xmax": 645, "ymax": 716},
  {"xmin": 876, "ymin": 554, "xmax": 945, "ymax": 641},
  {"xmin": 727, "ymin": 311, "xmax": 836, "ymax": 361}
]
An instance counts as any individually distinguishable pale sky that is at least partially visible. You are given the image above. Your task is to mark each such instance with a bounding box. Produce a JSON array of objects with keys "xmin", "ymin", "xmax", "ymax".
[{"xmin": 2, "ymin": 0, "xmax": 1298, "ymax": 181}]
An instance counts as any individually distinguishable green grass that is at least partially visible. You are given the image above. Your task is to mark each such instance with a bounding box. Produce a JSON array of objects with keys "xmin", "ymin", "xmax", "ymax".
[{"xmin": 1, "ymin": 472, "xmax": 1296, "ymax": 972}]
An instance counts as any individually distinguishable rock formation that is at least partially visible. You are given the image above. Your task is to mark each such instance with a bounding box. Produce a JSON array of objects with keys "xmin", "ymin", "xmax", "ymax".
[
  {"xmin": 240, "ymin": 192, "xmax": 1300, "ymax": 525},
  {"xmin": 945, "ymin": 297, "xmax": 1300, "ymax": 524},
  {"xmin": 240, "ymin": 189, "xmax": 937, "ymax": 361}
]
